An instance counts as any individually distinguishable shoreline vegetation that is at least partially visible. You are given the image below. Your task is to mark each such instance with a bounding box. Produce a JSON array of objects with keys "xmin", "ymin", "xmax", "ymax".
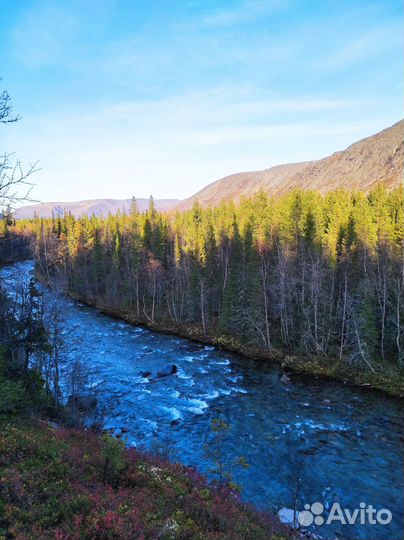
[
  {"xmin": 4, "ymin": 184, "xmax": 403, "ymax": 399},
  {"xmin": 42, "ymin": 278, "xmax": 404, "ymax": 399},
  {"xmin": 4, "ymin": 253, "xmax": 404, "ymax": 400}
]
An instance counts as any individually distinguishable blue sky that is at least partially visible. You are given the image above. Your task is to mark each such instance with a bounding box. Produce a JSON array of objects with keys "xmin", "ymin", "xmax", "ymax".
[{"xmin": 0, "ymin": 0, "xmax": 402, "ymax": 203}]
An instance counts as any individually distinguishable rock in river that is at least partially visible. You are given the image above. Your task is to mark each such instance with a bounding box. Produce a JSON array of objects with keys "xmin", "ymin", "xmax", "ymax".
[
  {"xmin": 280, "ymin": 373, "xmax": 292, "ymax": 385},
  {"xmin": 156, "ymin": 364, "xmax": 178, "ymax": 378}
]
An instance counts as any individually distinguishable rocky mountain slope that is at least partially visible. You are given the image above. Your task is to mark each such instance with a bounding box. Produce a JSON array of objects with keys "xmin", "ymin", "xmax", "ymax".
[
  {"xmin": 176, "ymin": 120, "xmax": 403, "ymax": 210},
  {"xmin": 13, "ymin": 121, "xmax": 403, "ymax": 217},
  {"xmin": 15, "ymin": 198, "xmax": 180, "ymax": 219}
]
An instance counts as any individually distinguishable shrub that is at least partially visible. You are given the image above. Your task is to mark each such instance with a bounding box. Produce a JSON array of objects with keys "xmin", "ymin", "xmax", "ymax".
[
  {"xmin": 0, "ymin": 418, "xmax": 294, "ymax": 540},
  {"xmin": 0, "ymin": 378, "xmax": 29, "ymax": 415},
  {"xmin": 101, "ymin": 434, "xmax": 126, "ymax": 485}
]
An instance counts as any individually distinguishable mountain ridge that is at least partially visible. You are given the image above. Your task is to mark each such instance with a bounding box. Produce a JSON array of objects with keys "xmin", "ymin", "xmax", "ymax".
[
  {"xmin": 14, "ymin": 198, "xmax": 180, "ymax": 219},
  {"xmin": 175, "ymin": 120, "xmax": 404, "ymax": 211}
]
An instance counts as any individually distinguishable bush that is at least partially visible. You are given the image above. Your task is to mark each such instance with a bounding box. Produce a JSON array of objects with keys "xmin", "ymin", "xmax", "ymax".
[
  {"xmin": 101, "ymin": 434, "xmax": 126, "ymax": 485},
  {"xmin": 0, "ymin": 378, "xmax": 29, "ymax": 415},
  {"xmin": 0, "ymin": 347, "xmax": 50, "ymax": 417}
]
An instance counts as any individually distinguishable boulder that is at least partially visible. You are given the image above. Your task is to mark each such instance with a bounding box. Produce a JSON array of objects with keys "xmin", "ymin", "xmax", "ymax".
[
  {"xmin": 156, "ymin": 364, "xmax": 178, "ymax": 378},
  {"xmin": 277, "ymin": 507, "xmax": 300, "ymax": 527}
]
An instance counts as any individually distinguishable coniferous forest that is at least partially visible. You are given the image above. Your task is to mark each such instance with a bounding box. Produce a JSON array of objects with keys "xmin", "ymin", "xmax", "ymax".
[{"xmin": 7, "ymin": 185, "xmax": 403, "ymax": 389}]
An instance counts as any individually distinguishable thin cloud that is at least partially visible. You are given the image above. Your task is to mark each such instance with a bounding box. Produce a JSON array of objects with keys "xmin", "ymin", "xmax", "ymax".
[
  {"xmin": 200, "ymin": 0, "xmax": 290, "ymax": 27},
  {"xmin": 317, "ymin": 22, "xmax": 402, "ymax": 72},
  {"xmin": 3, "ymin": 89, "xmax": 391, "ymax": 201}
]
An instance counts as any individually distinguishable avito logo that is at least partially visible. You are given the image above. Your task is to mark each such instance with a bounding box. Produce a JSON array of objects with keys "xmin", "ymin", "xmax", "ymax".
[{"xmin": 298, "ymin": 502, "xmax": 392, "ymax": 527}]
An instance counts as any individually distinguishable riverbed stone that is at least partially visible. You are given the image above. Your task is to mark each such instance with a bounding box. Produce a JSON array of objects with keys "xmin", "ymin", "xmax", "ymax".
[
  {"xmin": 156, "ymin": 364, "xmax": 178, "ymax": 378},
  {"xmin": 280, "ymin": 373, "xmax": 292, "ymax": 385},
  {"xmin": 277, "ymin": 507, "xmax": 300, "ymax": 527}
]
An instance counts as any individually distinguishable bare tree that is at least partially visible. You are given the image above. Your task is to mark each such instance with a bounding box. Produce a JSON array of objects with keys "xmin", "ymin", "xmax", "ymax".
[
  {"xmin": 46, "ymin": 299, "xmax": 67, "ymax": 406},
  {"xmin": 0, "ymin": 80, "xmax": 39, "ymax": 210},
  {"xmin": 0, "ymin": 87, "xmax": 20, "ymax": 124}
]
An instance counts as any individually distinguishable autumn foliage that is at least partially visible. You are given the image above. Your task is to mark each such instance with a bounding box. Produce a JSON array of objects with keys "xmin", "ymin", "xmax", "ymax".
[{"xmin": 0, "ymin": 417, "xmax": 292, "ymax": 540}]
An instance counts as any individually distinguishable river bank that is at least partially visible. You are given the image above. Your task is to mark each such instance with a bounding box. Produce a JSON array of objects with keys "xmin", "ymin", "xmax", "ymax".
[
  {"xmin": 0, "ymin": 413, "xmax": 295, "ymax": 540},
  {"xmin": 55, "ymin": 285, "xmax": 403, "ymax": 399},
  {"xmin": 5, "ymin": 257, "xmax": 403, "ymax": 397},
  {"xmin": 2, "ymin": 260, "xmax": 402, "ymax": 540}
]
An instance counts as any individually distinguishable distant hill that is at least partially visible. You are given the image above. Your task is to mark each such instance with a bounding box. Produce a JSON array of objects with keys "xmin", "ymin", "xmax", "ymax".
[
  {"xmin": 14, "ymin": 198, "xmax": 180, "ymax": 219},
  {"xmin": 175, "ymin": 120, "xmax": 404, "ymax": 210}
]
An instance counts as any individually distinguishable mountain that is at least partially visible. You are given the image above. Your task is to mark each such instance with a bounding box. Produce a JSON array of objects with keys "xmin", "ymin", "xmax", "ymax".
[
  {"xmin": 175, "ymin": 120, "xmax": 403, "ymax": 210},
  {"xmin": 14, "ymin": 198, "xmax": 180, "ymax": 219},
  {"xmin": 13, "ymin": 121, "xmax": 403, "ymax": 218}
]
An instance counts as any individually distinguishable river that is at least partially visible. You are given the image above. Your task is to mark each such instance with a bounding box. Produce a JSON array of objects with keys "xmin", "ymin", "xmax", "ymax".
[{"xmin": 1, "ymin": 261, "xmax": 403, "ymax": 540}]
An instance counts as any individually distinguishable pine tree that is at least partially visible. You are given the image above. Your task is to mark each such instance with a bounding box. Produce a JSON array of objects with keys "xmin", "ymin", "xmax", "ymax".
[
  {"xmin": 303, "ymin": 209, "xmax": 317, "ymax": 246},
  {"xmin": 92, "ymin": 227, "xmax": 104, "ymax": 294},
  {"xmin": 130, "ymin": 196, "xmax": 138, "ymax": 218},
  {"xmin": 220, "ymin": 221, "xmax": 244, "ymax": 336}
]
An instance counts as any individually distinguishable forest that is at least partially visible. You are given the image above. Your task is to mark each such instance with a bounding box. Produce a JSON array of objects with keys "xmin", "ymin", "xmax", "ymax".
[{"xmin": 6, "ymin": 184, "xmax": 403, "ymax": 383}]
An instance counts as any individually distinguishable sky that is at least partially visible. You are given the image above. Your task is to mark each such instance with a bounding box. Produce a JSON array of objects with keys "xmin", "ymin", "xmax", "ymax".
[{"xmin": 0, "ymin": 0, "xmax": 402, "ymax": 203}]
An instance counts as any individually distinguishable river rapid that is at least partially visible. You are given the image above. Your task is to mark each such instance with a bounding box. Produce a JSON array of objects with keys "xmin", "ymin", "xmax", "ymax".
[{"xmin": 1, "ymin": 261, "xmax": 403, "ymax": 540}]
